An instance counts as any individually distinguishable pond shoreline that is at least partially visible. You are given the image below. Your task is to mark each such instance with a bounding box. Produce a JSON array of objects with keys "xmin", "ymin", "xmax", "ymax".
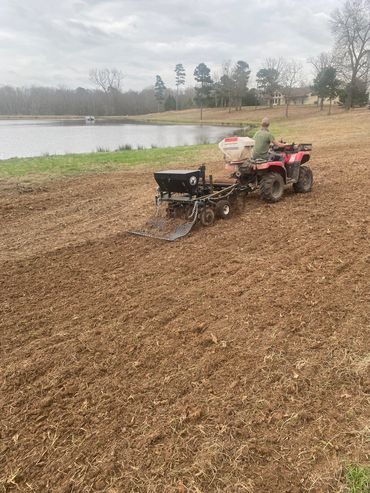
[
  {"xmin": 0, "ymin": 119, "xmax": 240, "ymax": 160},
  {"xmin": 0, "ymin": 114, "xmax": 253, "ymax": 127},
  {"xmin": 0, "ymin": 143, "xmax": 220, "ymax": 180}
]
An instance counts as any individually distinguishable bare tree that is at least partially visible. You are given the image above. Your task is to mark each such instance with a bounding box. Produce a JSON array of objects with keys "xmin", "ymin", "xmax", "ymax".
[
  {"xmin": 330, "ymin": 0, "xmax": 370, "ymax": 109},
  {"xmin": 265, "ymin": 57, "xmax": 286, "ymax": 74},
  {"xmin": 308, "ymin": 52, "xmax": 333, "ymax": 75},
  {"xmin": 218, "ymin": 60, "xmax": 234, "ymax": 112},
  {"xmin": 0, "ymin": 84, "xmax": 196, "ymax": 117},
  {"xmin": 89, "ymin": 68, "xmax": 124, "ymax": 94},
  {"xmin": 279, "ymin": 60, "xmax": 303, "ymax": 117}
]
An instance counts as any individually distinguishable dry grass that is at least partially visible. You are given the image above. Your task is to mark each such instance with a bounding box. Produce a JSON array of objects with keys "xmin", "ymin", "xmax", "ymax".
[{"xmin": 134, "ymin": 104, "xmax": 345, "ymax": 125}]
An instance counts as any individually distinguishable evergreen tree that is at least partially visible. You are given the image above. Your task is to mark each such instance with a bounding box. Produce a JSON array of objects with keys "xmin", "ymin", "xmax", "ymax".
[
  {"xmin": 312, "ymin": 66, "xmax": 341, "ymax": 114},
  {"xmin": 154, "ymin": 75, "xmax": 166, "ymax": 112},
  {"xmin": 256, "ymin": 67, "xmax": 280, "ymax": 106},
  {"xmin": 219, "ymin": 61, "xmax": 233, "ymax": 111},
  {"xmin": 243, "ymin": 88, "xmax": 260, "ymax": 107},
  {"xmin": 174, "ymin": 63, "xmax": 186, "ymax": 110},
  {"xmin": 220, "ymin": 76, "xmax": 231, "ymax": 108},
  {"xmin": 232, "ymin": 60, "xmax": 250, "ymax": 110},
  {"xmin": 193, "ymin": 63, "xmax": 213, "ymax": 120},
  {"xmin": 164, "ymin": 94, "xmax": 176, "ymax": 111},
  {"xmin": 338, "ymin": 78, "xmax": 369, "ymax": 107},
  {"xmin": 308, "ymin": 52, "xmax": 333, "ymax": 109}
]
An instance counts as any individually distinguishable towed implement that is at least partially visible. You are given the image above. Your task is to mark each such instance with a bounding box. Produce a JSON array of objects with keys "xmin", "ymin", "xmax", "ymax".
[
  {"xmin": 129, "ymin": 165, "xmax": 248, "ymax": 241},
  {"xmin": 129, "ymin": 136, "xmax": 313, "ymax": 241}
]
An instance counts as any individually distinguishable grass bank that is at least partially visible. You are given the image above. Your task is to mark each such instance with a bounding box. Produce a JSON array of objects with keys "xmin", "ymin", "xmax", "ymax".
[{"xmin": 0, "ymin": 144, "xmax": 217, "ymax": 179}]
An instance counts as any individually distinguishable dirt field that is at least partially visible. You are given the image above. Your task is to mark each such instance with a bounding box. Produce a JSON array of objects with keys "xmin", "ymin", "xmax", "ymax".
[{"xmin": 1, "ymin": 109, "xmax": 369, "ymax": 492}]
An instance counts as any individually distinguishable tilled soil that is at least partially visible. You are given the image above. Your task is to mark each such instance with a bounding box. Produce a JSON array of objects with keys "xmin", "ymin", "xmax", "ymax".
[{"xmin": 1, "ymin": 112, "xmax": 369, "ymax": 493}]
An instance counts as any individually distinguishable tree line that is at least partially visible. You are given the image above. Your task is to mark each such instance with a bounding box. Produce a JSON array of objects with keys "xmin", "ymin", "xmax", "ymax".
[
  {"xmin": 0, "ymin": 0, "xmax": 368, "ymax": 117},
  {"xmin": 0, "ymin": 84, "xmax": 197, "ymax": 117}
]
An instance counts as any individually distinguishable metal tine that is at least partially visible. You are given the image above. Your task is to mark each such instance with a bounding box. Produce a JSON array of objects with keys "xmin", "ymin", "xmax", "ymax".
[{"xmin": 128, "ymin": 202, "xmax": 199, "ymax": 241}]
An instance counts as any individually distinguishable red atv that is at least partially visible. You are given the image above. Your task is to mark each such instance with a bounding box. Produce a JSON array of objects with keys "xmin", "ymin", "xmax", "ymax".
[{"xmin": 219, "ymin": 137, "xmax": 313, "ymax": 202}]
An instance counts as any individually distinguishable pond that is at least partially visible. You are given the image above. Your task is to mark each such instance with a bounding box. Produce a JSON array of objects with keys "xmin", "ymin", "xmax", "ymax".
[{"xmin": 0, "ymin": 119, "xmax": 239, "ymax": 159}]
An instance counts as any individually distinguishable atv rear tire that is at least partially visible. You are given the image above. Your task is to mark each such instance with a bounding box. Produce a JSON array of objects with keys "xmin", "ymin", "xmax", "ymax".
[
  {"xmin": 200, "ymin": 207, "xmax": 215, "ymax": 226},
  {"xmin": 293, "ymin": 166, "xmax": 313, "ymax": 193},
  {"xmin": 215, "ymin": 199, "xmax": 232, "ymax": 219},
  {"xmin": 260, "ymin": 172, "xmax": 284, "ymax": 202}
]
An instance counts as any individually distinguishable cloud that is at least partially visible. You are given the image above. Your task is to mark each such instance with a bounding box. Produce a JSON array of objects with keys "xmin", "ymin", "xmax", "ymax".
[{"xmin": 0, "ymin": 0, "xmax": 339, "ymax": 89}]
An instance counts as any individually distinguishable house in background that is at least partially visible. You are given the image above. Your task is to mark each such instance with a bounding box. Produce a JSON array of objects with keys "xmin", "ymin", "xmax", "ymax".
[
  {"xmin": 272, "ymin": 87, "xmax": 315, "ymax": 105},
  {"xmin": 265, "ymin": 87, "xmax": 340, "ymax": 106}
]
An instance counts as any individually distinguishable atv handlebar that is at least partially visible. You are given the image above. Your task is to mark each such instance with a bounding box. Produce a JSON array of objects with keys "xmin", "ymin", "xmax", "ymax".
[
  {"xmin": 271, "ymin": 142, "xmax": 290, "ymax": 151},
  {"xmin": 271, "ymin": 143, "xmax": 312, "ymax": 152}
]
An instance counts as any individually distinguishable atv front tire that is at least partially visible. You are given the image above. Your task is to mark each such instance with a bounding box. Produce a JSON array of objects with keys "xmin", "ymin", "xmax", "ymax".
[
  {"xmin": 293, "ymin": 166, "xmax": 313, "ymax": 193},
  {"xmin": 260, "ymin": 172, "xmax": 284, "ymax": 202}
]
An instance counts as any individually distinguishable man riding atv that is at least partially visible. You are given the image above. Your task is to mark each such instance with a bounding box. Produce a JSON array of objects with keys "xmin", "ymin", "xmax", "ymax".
[
  {"xmin": 252, "ymin": 117, "xmax": 283, "ymax": 161},
  {"xmin": 129, "ymin": 129, "xmax": 314, "ymax": 240},
  {"xmin": 219, "ymin": 124, "xmax": 313, "ymax": 203}
]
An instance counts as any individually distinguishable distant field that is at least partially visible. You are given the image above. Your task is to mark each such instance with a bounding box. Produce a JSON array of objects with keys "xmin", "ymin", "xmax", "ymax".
[{"xmin": 133, "ymin": 103, "xmax": 345, "ymax": 125}]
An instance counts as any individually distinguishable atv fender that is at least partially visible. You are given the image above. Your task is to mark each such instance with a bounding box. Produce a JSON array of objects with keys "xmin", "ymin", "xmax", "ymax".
[
  {"xmin": 285, "ymin": 152, "xmax": 310, "ymax": 181},
  {"xmin": 287, "ymin": 151, "xmax": 310, "ymax": 165},
  {"xmin": 256, "ymin": 162, "xmax": 287, "ymax": 183}
]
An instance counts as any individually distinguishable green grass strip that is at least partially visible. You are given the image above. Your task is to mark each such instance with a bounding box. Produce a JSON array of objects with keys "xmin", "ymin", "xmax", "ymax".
[
  {"xmin": 345, "ymin": 464, "xmax": 370, "ymax": 493},
  {"xmin": 0, "ymin": 144, "xmax": 215, "ymax": 179}
]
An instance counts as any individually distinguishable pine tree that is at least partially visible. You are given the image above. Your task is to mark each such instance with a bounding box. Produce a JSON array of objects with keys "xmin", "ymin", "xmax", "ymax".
[
  {"xmin": 232, "ymin": 60, "xmax": 250, "ymax": 110},
  {"xmin": 174, "ymin": 64, "xmax": 186, "ymax": 111},
  {"xmin": 164, "ymin": 94, "xmax": 176, "ymax": 111},
  {"xmin": 312, "ymin": 66, "xmax": 341, "ymax": 114},
  {"xmin": 256, "ymin": 68, "xmax": 280, "ymax": 107},
  {"xmin": 193, "ymin": 63, "xmax": 213, "ymax": 120},
  {"xmin": 338, "ymin": 78, "xmax": 369, "ymax": 108},
  {"xmin": 154, "ymin": 75, "xmax": 166, "ymax": 112}
]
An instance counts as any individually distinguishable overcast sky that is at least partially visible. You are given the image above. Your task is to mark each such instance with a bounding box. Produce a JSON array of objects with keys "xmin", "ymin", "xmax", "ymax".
[{"xmin": 0, "ymin": 0, "xmax": 339, "ymax": 91}]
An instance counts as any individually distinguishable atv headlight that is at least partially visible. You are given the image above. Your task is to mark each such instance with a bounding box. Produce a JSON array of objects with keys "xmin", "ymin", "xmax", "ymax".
[{"xmin": 189, "ymin": 175, "xmax": 197, "ymax": 186}]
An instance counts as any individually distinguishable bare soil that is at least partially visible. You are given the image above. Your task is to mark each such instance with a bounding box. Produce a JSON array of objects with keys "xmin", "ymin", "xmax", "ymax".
[{"xmin": 0, "ymin": 110, "xmax": 369, "ymax": 493}]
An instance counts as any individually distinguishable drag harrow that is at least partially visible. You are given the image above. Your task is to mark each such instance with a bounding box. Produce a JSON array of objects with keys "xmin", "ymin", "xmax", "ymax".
[{"xmin": 129, "ymin": 165, "xmax": 247, "ymax": 241}]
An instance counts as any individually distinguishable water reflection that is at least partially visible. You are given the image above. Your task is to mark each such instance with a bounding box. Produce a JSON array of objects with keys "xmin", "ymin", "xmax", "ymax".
[{"xmin": 0, "ymin": 119, "xmax": 238, "ymax": 159}]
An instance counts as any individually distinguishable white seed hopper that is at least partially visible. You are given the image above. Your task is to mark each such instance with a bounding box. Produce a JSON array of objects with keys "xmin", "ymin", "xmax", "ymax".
[{"xmin": 218, "ymin": 136, "xmax": 255, "ymax": 163}]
